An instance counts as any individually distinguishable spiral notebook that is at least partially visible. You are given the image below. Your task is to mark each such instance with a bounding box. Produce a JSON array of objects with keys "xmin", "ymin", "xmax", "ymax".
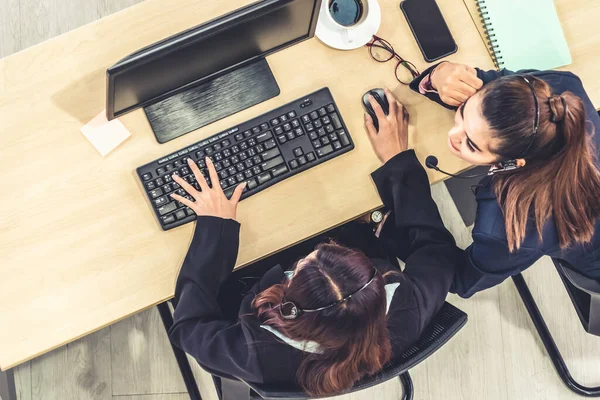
[{"xmin": 467, "ymin": 0, "xmax": 571, "ymax": 71}]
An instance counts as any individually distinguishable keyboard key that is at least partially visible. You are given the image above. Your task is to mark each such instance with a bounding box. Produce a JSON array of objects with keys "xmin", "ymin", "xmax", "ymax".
[
  {"xmin": 178, "ymin": 149, "xmax": 188, "ymax": 156},
  {"xmin": 314, "ymin": 120, "xmax": 323, "ymax": 129},
  {"xmin": 298, "ymin": 156, "xmax": 307, "ymax": 165},
  {"xmin": 321, "ymin": 136, "xmax": 330, "ymax": 145},
  {"xmin": 186, "ymin": 208, "xmax": 195, "ymax": 216},
  {"xmin": 149, "ymin": 188, "xmax": 163, "ymax": 198},
  {"xmin": 316, "ymin": 144, "xmax": 333, "ymax": 157},
  {"xmin": 146, "ymin": 181, "xmax": 156, "ymax": 190},
  {"xmin": 256, "ymin": 131, "xmax": 273, "ymax": 143},
  {"xmin": 243, "ymin": 130, "xmax": 252, "ymax": 138},
  {"xmin": 252, "ymin": 166, "xmax": 262, "ymax": 175},
  {"xmin": 213, "ymin": 143, "xmax": 222, "ymax": 151},
  {"xmin": 274, "ymin": 126, "xmax": 284, "ymax": 135},
  {"xmin": 279, "ymin": 114, "xmax": 288, "ymax": 122},
  {"xmin": 174, "ymin": 160, "xmax": 182, "ymax": 167},
  {"xmin": 181, "ymin": 166, "xmax": 190, "ymax": 175},
  {"xmin": 333, "ymin": 141, "xmax": 342, "ymax": 150},
  {"xmin": 188, "ymin": 144, "xmax": 200, "ymax": 152},
  {"xmin": 239, "ymin": 152, "xmax": 248, "ymax": 161},
  {"xmin": 175, "ymin": 210, "xmax": 187, "ymax": 220},
  {"xmin": 214, "ymin": 153, "xmax": 223, "ymax": 161},
  {"xmin": 257, "ymin": 172, "xmax": 272, "ymax": 185},
  {"xmin": 235, "ymin": 133, "xmax": 244, "ymax": 141},
  {"xmin": 224, "ymin": 187, "xmax": 235, "ymax": 199},
  {"xmin": 271, "ymin": 164, "xmax": 288, "ymax": 177},
  {"xmin": 338, "ymin": 131, "xmax": 350, "ymax": 146},
  {"xmin": 236, "ymin": 163, "xmax": 244, "ymax": 172},
  {"xmin": 290, "ymin": 159, "xmax": 299, "ymax": 169},
  {"xmin": 291, "ymin": 119, "xmax": 300, "ymax": 128},
  {"xmin": 232, "ymin": 145, "xmax": 240, "ymax": 153},
  {"xmin": 260, "ymin": 123, "xmax": 269, "ymax": 130},
  {"xmin": 222, "ymin": 139, "xmax": 231, "ymax": 147},
  {"xmin": 329, "ymin": 132, "xmax": 338, "ymax": 141},
  {"xmin": 325, "ymin": 124, "xmax": 335, "ymax": 133},
  {"xmin": 321, "ymin": 115, "xmax": 331, "ymax": 125},
  {"xmin": 301, "ymin": 115, "xmax": 310, "ymax": 124},
  {"xmin": 235, "ymin": 173, "xmax": 244, "ymax": 182},
  {"xmin": 283, "ymin": 123, "xmax": 292, "ymax": 131},
  {"xmin": 162, "ymin": 184, "xmax": 172, "ymax": 194},
  {"xmin": 163, "ymin": 175, "xmax": 172, "ymax": 183},
  {"xmin": 331, "ymin": 113, "xmax": 343, "ymax": 129},
  {"xmin": 277, "ymin": 135, "xmax": 287, "ymax": 144},
  {"xmin": 261, "ymin": 156, "xmax": 285, "ymax": 171},
  {"xmin": 162, "ymin": 214, "xmax": 176, "ymax": 224},
  {"xmin": 318, "ymin": 107, "xmax": 327, "ymax": 116},
  {"xmin": 294, "ymin": 128, "xmax": 304, "ymax": 136},
  {"xmin": 196, "ymin": 150, "xmax": 205, "ymax": 159},
  {"xmin": 214, "ymin": 162, "xmax": 223, "ymax": 172},
  {"xmin": 264, "ymin": 139, "xmax": 277, "ymax": 149},
  {"xmin": 158, "ymin": 201, "xmax": 176, "ymax": 215},
  {"xmin": 220, "ymin": 179, "xmax": 228, "ymax": 189},
  {"xmin": 219, "ymin": 170, "xmax": 229, "ymax": 180},
  {"xmin": 270, "ymin": 118, "xmax": 280, "ymax": 126},
  {"xmin": 205, "ymin": 147, "xmax": 214, "ymax": 155},
  {"xmin": 294, "ymin": 147, "xmax": 303, "ymax": 157},
  {"xmin": 244, "ymin": 170, "xmax": 253, "ymax": 178},
  {"xmin": 286, "ymin": 131, "xmax": 295, "ymax": 140},
  {"xmin": 157, "ymin": 167, "xmax": 166, "ymax": 175},
  {"xmin": 244, "ymin": 159, "xmax": 253, "ymax": 168},
  {"xmin": 231, "ymin": 155, "xmax": 240, "ymax": 164},
  {"xmin": 310, "ymin": 111, "xmax": 319, "ymax": 120},
  {"xmin": 326, "ymin": 103, "xmax": 335, "ymax": 113},
  {"xmin": 227, "ymin": 177, "xmax": 236, "ymax": 186},
  {"xmin": 261, "ymin": 148, "xmax": 281, "ymax": 161},
  {"xmin": 287, "ymin": 111, "xmax": 296, "ymax": 118},
  {"xmin": 252, "ymin": 156, "xmax": 262, "ymax": 164},
  {"xmin": 166, "ymin": 164, "xmax": 174, "ymax": 171},
  {"xmin": 247, "ymin": 178, "xmax": 258, "ymax": 190},
  {"xmin": 228, "ymin": 167, "xmax": 237, "ymax": 176},
  {"xmin": 252, "ymin": 126, "xmax": 261, "ymax": 134},
  {"xmin": 223, "ymin": 149, "xmax": 232, "ymax": 157},
  {"xmin": 309, "ymin": 132, "xmax": 318, "ymax": 140},
  {"xmin": 248, "ymin": 138, "xmax": 257, "ymax": 146},
  {"xmin": 155, "ymin": 177, "xmax": 164, "ymax": 186},
  {"xmin": 312, "ymin": 140, "xmax": 322, "ymax": 148},
  {"xmin": 305, "ymin": 123, "xmax": 314, "ymax": 132},
  {"xmin": 307, "ymin": 152, "xmax": 316, "ymax": 162},
  {"xmin": 158, "ymin": 157, "xmax": 169, "ymax": 164}
]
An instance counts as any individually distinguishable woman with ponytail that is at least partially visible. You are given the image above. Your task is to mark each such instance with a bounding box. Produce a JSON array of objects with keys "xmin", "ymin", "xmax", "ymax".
[
  {"xmin": 408, "ymin": 62, "xmax": 600, "ymax": 297},
  {"xmin": 167, "ymin": 93, "xmax": 461, "ymax": 396}
]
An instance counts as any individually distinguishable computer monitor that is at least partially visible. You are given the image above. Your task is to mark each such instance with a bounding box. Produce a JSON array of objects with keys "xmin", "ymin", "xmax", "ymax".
[{"xmin": 106, "ymin": 0, "xmax": 322, "ymax": 143}]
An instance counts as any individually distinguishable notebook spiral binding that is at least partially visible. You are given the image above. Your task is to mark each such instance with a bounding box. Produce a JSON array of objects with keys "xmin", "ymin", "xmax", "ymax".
[{"xmin": 476, "ymin": 0, "xmax": 503, "ymax": 69}]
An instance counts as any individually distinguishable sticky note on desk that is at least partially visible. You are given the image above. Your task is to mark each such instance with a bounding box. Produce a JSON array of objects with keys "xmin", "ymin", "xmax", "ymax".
[{"xmin": 81, "ymin": 111, "xmax": 131, "ymax": 156}]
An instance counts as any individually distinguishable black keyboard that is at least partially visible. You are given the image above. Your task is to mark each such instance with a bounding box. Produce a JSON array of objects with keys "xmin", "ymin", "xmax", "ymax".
[{"xmin": 137, "ymin": 87, "xmax": 354, "ymax": 230}]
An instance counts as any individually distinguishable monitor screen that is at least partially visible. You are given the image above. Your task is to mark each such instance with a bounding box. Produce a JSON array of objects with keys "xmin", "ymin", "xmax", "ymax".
[{"xmin": 107, "ymin": 0, "xmax": 320, "ymax": 119}]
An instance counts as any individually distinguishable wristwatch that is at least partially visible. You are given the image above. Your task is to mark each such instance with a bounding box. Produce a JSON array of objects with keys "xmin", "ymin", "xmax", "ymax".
[{"xmin": 370, "ymin": 210, "xmax": 384, "ymax": 224}]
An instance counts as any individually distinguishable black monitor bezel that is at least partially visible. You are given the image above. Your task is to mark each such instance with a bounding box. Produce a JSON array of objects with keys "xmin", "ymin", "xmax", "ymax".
[{"xmin": 106, "ymin": 0, "xmax": 321, "ymax": 120}]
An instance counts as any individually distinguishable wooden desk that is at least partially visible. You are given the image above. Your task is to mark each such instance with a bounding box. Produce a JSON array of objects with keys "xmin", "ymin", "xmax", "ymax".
[{"xmin": 0, "ymin": 0, "xmax": 497, "ymax": 371}]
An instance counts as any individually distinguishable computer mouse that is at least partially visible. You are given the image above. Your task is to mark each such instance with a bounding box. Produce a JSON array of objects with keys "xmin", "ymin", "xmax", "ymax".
[{"xmin": 362, "ymin": 88, "xmax": 389, "ymax": 132}]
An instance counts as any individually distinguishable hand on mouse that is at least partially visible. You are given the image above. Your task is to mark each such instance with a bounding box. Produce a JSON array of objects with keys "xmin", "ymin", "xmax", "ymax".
[
  {"xmin": 364, "ymin": 88, "xmax": 409, "ymax": 164},
  {"xmin": 170, "ymin": 157, "xmax": 246, "ymax": 221},
  {"xmin": 430, "ymin": 62, "xmax": 483, "ymax": 107}
]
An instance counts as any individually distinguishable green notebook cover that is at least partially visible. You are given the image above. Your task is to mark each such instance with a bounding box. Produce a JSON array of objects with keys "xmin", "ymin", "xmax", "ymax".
[{"xmin": 477, "ymin": 0, "xmax": 571, "ymax": 70}]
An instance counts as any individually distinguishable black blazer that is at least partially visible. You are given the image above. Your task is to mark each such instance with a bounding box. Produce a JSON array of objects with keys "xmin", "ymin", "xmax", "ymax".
[
  {"xmin": 168, "ymin": 150, "xmax": 461, "ymax": 385},
  {"xmin": 411, "ymin": 64, "xmax": 600, "ymax": 297}
]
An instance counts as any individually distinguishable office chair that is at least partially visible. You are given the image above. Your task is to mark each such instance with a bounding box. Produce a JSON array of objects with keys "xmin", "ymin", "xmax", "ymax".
[
  {"xmin": 159, "ymin": 300, "xmax": 466, "ymax": 400},
  {"xmin": 511, "ymin": 258, "xmax": 600, "ymax": 397}
]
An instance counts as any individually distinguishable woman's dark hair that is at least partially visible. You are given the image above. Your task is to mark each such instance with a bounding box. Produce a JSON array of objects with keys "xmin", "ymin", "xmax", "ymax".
[
  {"xmin": 480, "ymin": 75, "xmax": 600, "ymax": 251},
  {"xmin": 252, "ymin": 242, "xmax": 392, "ymax": 396}
]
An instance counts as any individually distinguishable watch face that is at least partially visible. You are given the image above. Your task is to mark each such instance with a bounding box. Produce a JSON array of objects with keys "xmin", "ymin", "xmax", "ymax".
[{"xmin": 371, "ymin": 210, "xmax": 383, "ymax": 223}]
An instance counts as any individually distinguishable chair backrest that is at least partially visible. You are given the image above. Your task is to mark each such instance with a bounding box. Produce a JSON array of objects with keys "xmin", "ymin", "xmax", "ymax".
[
  {"xmin": 243, "ymin": 302, "xmax": 468, "ymax": 400},
  {"xmin": 553, "ymin": 258, "xmax": 600, "ymax": 336}
]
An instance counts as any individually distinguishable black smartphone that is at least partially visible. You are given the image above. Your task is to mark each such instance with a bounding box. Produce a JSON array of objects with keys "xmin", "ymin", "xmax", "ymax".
[{"xmin": 400, "ymin": 0, "xmax": 458, "ymax": 63}]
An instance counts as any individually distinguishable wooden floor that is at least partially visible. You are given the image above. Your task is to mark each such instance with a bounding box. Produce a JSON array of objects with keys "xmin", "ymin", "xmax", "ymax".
[{"xmin": 2, "ymin": 1, "xmax": 599, "ymax": 399}]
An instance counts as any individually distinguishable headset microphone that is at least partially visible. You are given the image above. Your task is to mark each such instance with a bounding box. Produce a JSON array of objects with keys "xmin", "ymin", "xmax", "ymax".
[{"xmin": 425, "ymin": 156, "xmax": 489, "ymax": 179}]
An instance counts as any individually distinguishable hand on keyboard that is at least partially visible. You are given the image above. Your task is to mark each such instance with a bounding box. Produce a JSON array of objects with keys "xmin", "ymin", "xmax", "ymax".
[{"xmin": 170, "ymin": 157, "xmax": 247, "ymax": 221}]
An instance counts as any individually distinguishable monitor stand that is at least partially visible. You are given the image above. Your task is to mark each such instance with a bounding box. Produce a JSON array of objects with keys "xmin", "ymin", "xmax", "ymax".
[{"xmin": 144, "ymin": 58, "xmax": 280, "ymax": 144}]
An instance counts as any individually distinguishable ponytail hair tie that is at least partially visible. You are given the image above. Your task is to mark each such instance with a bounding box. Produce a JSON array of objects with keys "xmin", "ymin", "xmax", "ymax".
[{"xmin": 548, "ymin": 95, "xmax": 567, "ymax": 123}]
